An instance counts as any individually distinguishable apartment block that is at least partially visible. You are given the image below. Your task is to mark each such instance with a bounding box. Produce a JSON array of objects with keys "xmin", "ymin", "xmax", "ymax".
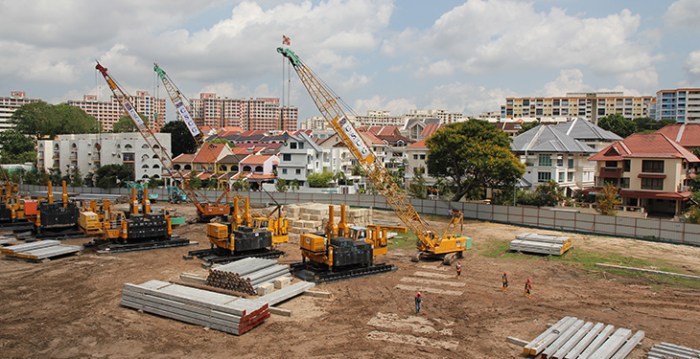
[
  {"xmin": 189, "ymin": 93, "xmax": 298, "ymax": 131},
  {"xmin": 67, "ymin": 91, "xmax": 166, "ymax": 132},
  {"xmin": 0, "ymin": 91, "xmax": 41, "ymax": 132},
  {"xmin": 656, "ymin": 88, "xmax": 700, "ymax": 123},
  {"xmin": 36, "ymin": 132, "xmax": 172, "ymax": 182},
  {"xmin": 500, "ymin": 92, "xmax": 654, "ymax": 122}
]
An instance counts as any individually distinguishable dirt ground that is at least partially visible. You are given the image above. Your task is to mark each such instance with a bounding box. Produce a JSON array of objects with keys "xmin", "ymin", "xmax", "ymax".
[{"xmin": 1, "ymin": 203, "xmax": 699, "ymax": 358}]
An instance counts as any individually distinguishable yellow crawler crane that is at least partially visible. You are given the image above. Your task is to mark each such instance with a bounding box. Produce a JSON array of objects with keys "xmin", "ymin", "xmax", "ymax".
[{"xmin": 278, "ymin": 47, "xmax": 472, "ymax": 264}]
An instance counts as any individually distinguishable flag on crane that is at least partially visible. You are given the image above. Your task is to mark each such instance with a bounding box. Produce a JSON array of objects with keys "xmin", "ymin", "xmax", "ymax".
[{"xmin": 282, "ymin": 35, "xmax": 291, "ymax": 46}]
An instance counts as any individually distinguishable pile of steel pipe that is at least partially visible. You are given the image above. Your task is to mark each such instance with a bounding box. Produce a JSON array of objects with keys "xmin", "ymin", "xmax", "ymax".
[
  {"xmin": 647, "ymin": 342, "xmax": 700, "ymax": 359},
  {"xmin": 206, "ymin": 258, "xmax": 290, "ymax": 295},
  {"xmin": 510, "ymin": 233, "xmax": 573, "ymax": 256}
]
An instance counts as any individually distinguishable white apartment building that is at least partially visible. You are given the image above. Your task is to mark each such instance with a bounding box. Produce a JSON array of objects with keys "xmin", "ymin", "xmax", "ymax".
[
  {"xmin": 406, "ymin": 109, "xmax": 464, "ymax": 124},
  {"xmin": 67, "ymin": 91, "xmax": 166, "ymax": 132},
  {"xmin": 299, "ymin": 116, "xmax": 330, "ymax": 131},
  {"xmin": 656, "ymin": 88, "xmax": 700, "ymax": 123},
  {"xmin": 37, "ymin": 132, "xmax": 172, "ymax": 182},
  {"xmin": 277, "ymin": 132, "xmax": 327, "ymax": 187},
  {"xmin": 501, "ymin": 92, "xmax": 654, "ymax": 123},
  {"xmin": 351, "ymin": 110, "xmax": 406, "ymax": 127},
  {"xmin": 404, "ymin": 139, "xmax": 436, "ymax": 186},
  {"xmin": 0, "ymin": 91, "xmax": 41, "ymax": 132}
]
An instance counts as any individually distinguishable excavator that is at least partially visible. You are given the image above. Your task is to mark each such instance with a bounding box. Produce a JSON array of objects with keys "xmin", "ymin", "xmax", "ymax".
[
  {"xmin": 84, "ymin": 187, "xmax": 188, "ymax": 253},
  {"xmin": 293, "ymin": 204, "xmax": 407, "ymax": 282},
  {"xmin": 153, "ymin": 62, "xmax": 288, "ymax": 247},
  {"xmin": 279, "ymin": 47, "xmax": 471, "ymax": 264}
]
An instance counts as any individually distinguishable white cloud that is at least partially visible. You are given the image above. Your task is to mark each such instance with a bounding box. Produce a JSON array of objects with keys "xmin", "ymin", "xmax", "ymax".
[
  {"xmin": 383, "ymin": 0, "xmax": 658, "ymax": 82},
  {"xmin": 542, "ymin": 69, "xmax": 590, "ymax": 97},
  {"xmin": 686, "ymin": 50, "xmax": 700, "ymax": 76},
  {"xmin": 664, "ymin": 0, "xmax": 700, "ymax": 29},
  {"xmin": 427, "ymin": 82, "xmax": 516, "ymax": 115},
  {"xmin": 353, "ymin": 95, "xmax": 416, "ymax": 116}
]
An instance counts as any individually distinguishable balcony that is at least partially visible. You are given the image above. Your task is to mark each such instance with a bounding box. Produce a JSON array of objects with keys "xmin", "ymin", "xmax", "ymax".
[{"xmin": 599, "ymin": 167, "xmax": 623, "ymax": 178}]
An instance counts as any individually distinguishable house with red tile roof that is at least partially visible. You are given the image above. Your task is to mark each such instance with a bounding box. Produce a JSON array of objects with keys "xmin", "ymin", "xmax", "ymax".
[
  {"xmin": 232, "ymin": 154, "xmax": 279, "ymax": 190},
  {"xmin": 192, "ymin": 143, "xmax": 233, "ymax": 172},
  {"xmin": 656, "ymin": 123, "xmax": 700, "ymax": 150},
  {"xmin": 589, "ymin": 133, "xmax": 700, "ymax": 217}
]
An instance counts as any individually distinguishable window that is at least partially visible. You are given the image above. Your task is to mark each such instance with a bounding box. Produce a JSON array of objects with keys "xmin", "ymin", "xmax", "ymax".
[
  {"xmin": 282, "ymin": 154, "xmax": 291, "ymax": 161},
  {"xmin": 290, "ymin": 143, "xmax": 297, "ymax": 149},
  {"xmin": 243, "ymin": 165, "xmax": 252, "ymax": 172},
  {"xmin": 621, "ymin": 177, "xmax": 630, "ymax": 188},
  {"xmin": 299, "ymin": 142, "xmax": 304, "ymax": 149},
  {"xmin": 539, "ymin": 154, "xmax": 552, "ymax": 167},
  {"xmin": 568, "ymin": 158, "xmax": 574, "ymax": 168},
  {"xmin": 282, "ymin": 169, "xmax": 287, "ymax": 174},
  {"xmin": 557, "ymin": 155, "xmax": 564, "ymax": 167},
  {"xmin": 419, "ymin": 154, "xmax": 426, "ymax": 160},
  {"xmin": 567, "ymin": 172, "xmax": 574, "ymax": 182},
  {"xmin": 413, "ymin": 155, "xmax": 418, "ymax": 160},
  {"xmin": 255, "ymin": 166, "xmax": 263, "ymax": 172},
  {"xmin": 642, "ymin": 160, "xmax": 664, "ymax": 173},
  {"xmin": 295, "ymin": 169, "xmax": 301, "ymax": 175},
  {"xmin": 558, "ymin": 172, "xmax": 565, "ymax": 182},
  {"xmin": 623, "ymin": 160, "xmax": 630, "ymax": 172},
  {"xmin": 641, "ymin": 178, "xmax": 663, "ymax": 190},
  {"xmin": 605, "ymin": 161, "xmax": 617, "ymax": 168},
  {"xmin": 537, "ymin": 172, "xmax": 551, "ymax": 182}
]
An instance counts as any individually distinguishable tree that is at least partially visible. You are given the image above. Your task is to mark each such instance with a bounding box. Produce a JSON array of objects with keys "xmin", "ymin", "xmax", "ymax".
[
  {"xmin": 11, "ymin": 101, "xmax": 98, "ymax": 138},
  {"xmin": 112, "ymin": 114, "xmax": 148, "ymax": 133},
  {"xmin": 70, "ymin": 167, "xmax": 84, "ymax": 187},
  {"xmin": 84, "ymin": 172, "xmax": 95, "ymax": 187},
  {"xmin": 517, "ymin": 120, "xmax": 540, "ymax": 135},
  {"xmin": 0, "ymin": 130, "xmax": 36, "ymax": 164},
  {"xmin": 633, "ymin": 117, "xmax": 675, "ymax": 133},
  {"xmin": 290, "ymin": 180, "xmax": 300, "ymax": 192},
  {"xmin": 427, "ymin": 120, "xmax": 525, "ymax": 202},
  {"xmin": 307, "ymin": 170, "xmax": 334, "ymax": 188},
  {"xmin": 408, "ymin": 167, "xmax": 427, "ymax": 199},
  {"xmin": 275, "ymin": 178, "xmax": 288, "ymax": 192},
  {"xmin": 160, "ymin": 121, "xmax": 199, "ymax": 158},
  {"xmin": 333, "ymin": 171, "xmax": 350, "ymax": 186},
  {"xmin": 533, "ymin": 180, "xmax": 564, "ymax": 207},
  {"xmin": 231, "ymin": 180, "xmax": 250, "ymax": 191},
  {"xmin": 598, "ymin": 114, "xmax": 636, "ymax": 138},
  {"xmin": 94, "ymin": 164, "xmax": 134, "ymax": 189},
  {"xmin": 595, "ymin": 183, "xmax": 622, "ymax": 216},
  {"xmin": 209, "ymin": 138, "xmax": 233, "ymax": 146},
  {"xmin": 351, "ymin": 164, "xmax": 366, "ymax": 177}
]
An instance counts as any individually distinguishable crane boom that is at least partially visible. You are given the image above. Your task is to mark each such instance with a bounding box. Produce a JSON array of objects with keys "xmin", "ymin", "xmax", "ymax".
[
  {"xmin": 277, "ymin": 47, "xmax": 440, "ymax": 250},
  {"xmin": 153, "ymin": 63, "xmax": 204, "ymax": 145}
]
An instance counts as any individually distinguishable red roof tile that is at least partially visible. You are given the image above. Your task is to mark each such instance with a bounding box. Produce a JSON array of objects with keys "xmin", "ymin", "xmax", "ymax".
[
  {"xmin": 172, "ymin": 153, "xmax": 195, "ymax": 163},
  {"xmin": 656, "ymin": 124, "xmax": 700, "ymax": 148},
  {"xmin": 407, "ymin": 138, "xmax": 428, "ymax": 149},
  {"xmin": 193, "ymin": 143, "xmax": 228, "ymax": 163},
  {"xmin": 589, "ymin": 133, "xmax": 700, "ymax": 162},
  {"xmin": 420, "ymin": 123, "xmax": 442, "ymax": 138},
  {"xmin": 240, "ymin": 155, "xmax": 274, "ymax": 165}
]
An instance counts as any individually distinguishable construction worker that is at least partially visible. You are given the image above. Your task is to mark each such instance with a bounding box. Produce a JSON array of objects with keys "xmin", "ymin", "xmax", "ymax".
[
  {"xmin": 524, "ymin": 277, "xmax": 533, "ymax": 297},
  {"xmin": 502, "ymin": 272, "xmax": 509, "ymax": 291},
  {"xmin": 456, "ymin": 261, "xmax": 462, "ymax": 278},
  {"xmin": 415, "ymin": 291, "xmax": 422, "ymax": 315}
]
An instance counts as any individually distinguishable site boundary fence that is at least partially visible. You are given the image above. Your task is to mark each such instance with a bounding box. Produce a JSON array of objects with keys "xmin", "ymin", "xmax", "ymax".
[{"xmin": 20, "ymin": 184, "xmax": 700, "ymax": 247}]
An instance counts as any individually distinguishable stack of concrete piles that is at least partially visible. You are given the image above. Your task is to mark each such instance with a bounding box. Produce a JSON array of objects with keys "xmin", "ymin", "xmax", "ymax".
[
  {"xmin": 285, "ymin": 203, "xmax": 372, "ymax": 234},
  {"xmin": 510, "ymin": 233, "xmax": 573, "ymax": 256},
  {"xmin": 522, "ymin": 316, "xmax": 644, "ymax": 359},
  {"xmin": 206, "ymin": 258, "xmax": 291, "ymax": 295},
  {"xmin": 0, "ymin": 240, "xmax": 81, "ymax": 262},
  {"xmin": 647, "ymin": 342, "xmax": 700, "ymax": 358},
  {"xmin": 121, "ymin": 280, "xmax": 269, "ymax": 335}
]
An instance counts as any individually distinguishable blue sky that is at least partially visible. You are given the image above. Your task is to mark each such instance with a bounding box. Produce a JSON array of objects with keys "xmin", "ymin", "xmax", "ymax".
[{"xmin": 0, "ymin": 0, "xmax": 698, "ymax": 121}]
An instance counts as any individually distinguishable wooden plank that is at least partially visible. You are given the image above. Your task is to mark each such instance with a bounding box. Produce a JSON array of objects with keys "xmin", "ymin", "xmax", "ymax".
[
  {"xmin": 268, "ymin": 307, "xmax": 292, "ymax": 317},
  {"xmin": 304, "ymin": 289, "xmax": 332, "ymax": 298}
]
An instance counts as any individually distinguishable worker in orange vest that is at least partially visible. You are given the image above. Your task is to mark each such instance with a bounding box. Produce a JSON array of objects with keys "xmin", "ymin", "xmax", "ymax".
[{"xmin": 524, "ymin": 277, "xmax": 533, "ymax": 297}]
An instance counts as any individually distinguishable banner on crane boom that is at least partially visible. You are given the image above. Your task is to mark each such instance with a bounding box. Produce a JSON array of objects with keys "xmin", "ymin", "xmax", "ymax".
[
  {"xmin": 174, "ymin": 100, "xmax": 201, "ymax": 137},
  {"xmin": 336, "ymin": 117, "xmax": 372, "ymax": 162},
  {"xmin": 124, "ymin": 102, "xmax": 147, "ymax": 130}
]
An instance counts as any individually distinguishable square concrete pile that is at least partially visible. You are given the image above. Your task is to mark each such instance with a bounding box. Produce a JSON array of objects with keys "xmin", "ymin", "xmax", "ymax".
[{"xmin": 285, "ymin": 203, "xmax": 372, "ymax": 235}]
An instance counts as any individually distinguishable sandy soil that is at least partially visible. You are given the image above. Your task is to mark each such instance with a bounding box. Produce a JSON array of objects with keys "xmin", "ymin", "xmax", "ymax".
[{"xmin": 1, "ymin": 203, "xmax": 699, "ymax": 358}]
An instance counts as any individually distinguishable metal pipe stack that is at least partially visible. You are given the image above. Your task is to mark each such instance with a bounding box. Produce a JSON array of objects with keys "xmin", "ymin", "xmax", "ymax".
[
  {"xmin": 647, "ymin": 342, "xmax": 700, "ymax": 358},
  {"xmin": 206, "ymin": 258, "xmax": 291, "ymax": 295},
  {"xmin": 510, "ymin": 233, "xmax": 573, "ymax": 256}
]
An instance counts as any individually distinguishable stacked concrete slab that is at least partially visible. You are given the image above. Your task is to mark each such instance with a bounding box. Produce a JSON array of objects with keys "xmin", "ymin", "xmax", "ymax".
[
  {"xmin": 510, "ymin": 233, "xmax": 573, "ymax": 256},
  {"xmin": 0, "ymin": 240, "xmax": 81, "ymax": 262},
  {"xmin": 521, "ymin": 316, "xmax": 644, "ymax": 359},
  {"xmin": 647, "ymin": 342, "xmax": 700, "ymax": 358},
  {"xmin": 285, "ymin": 203, "xmax": 372, "ymax": 234},
  {"xmin": 206, "ymin": 258, "xmax": 292, "ymax": 295},
  {"xmin": 121, "ymin": 280, "xmax": 269, "ymax": 336}
]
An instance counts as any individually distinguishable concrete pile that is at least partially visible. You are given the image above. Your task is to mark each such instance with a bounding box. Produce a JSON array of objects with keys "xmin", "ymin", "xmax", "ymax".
[
  {"xmin": 522, "ymin": 316, "xmax": 644, "ymax": 359},
  {"xmin": 206, "ymin": 258, "xmax": 291, "ymax": 295},
  {"xmin": 510, "ymin": 233, "xmax": 573, "ymax": 256},
  {"xmin": 0, "ymin": 240, "xmax": 81, "ymax": 262},
  {"xmin": 647, "ymin": 342, "xmax": 700, "ymax": 358},
  {"xmin": 285, "ymin": 203, "xmax": 372, "ymax": 235},
  {"xmin": 121, "ymin": 280, "xmax": 269, "ymax": 335}
]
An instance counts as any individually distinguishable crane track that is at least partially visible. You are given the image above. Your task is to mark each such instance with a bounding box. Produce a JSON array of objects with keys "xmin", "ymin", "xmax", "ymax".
[{"xmin": 290, "ymin": 262, "xmax": 397, "ymax": 283}]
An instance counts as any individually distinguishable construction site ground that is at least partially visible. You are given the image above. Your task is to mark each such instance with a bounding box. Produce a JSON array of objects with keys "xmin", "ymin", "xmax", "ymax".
[{"xmin": 1, "ymin": 203, "xmax": 699, "ymax": 358}]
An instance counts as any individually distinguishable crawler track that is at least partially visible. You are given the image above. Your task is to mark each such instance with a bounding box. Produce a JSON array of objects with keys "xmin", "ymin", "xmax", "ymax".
[
  {"xmin": 290, "ymin": 262, "xmax": 397, "ymax": 283},
  {"xmin": 86, "ymin": 236, "xmax": 190, "ymax": 254},
  {"xmin": 187, "ymin": 248, "xmax": 285, "ymax": 266}
]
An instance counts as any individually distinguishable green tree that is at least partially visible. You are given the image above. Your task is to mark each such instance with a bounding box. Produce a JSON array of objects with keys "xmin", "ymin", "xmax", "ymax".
[
  {"xmin": 598, "ymin": 114, "xmax": 636, "ymax": 138},
  {"xmin": 595, "ymin": 183, "xmax": 622, "ymax": 216},
  {"xmin": 290, "ymin": 179, "xmax": 300, "ymax": 192},
  {"xmin": 161, "ymin": 121, "xmax": 198, "ymax": 157},
  {"xmin": 70, "ymin": 167, "xmax": 84, "ymax": 187},
  {"xmin": 112, "ymin": 114, "xmax": 148, "ymax": 133},
  {"xmin": 94, "ymin": 164, "xmax": 134, "ymax": 189},
  {"xmin": 333, "ymin": 171, "xmax": 350, "ymax": 186},
  {"xmin": 0, "ymin": 130, "xmax": 36, "ymax": 164},
  {"xmin": 209, "ymin": 138, "xmax": 233, "ymax": 146},
  {"xmin": 11, "ymin": 101, "xmax": 98, "ymax": 138},
  {"xmin": 427, "ymin": 120, "xmax": 525, "ymax": 201},
  {"xmin": 351, "ymin": 164, "xmax": 366, "ymax": 177},
  {"xmin": 275, "ymin": 178, "xmax": 288, "ymax": 192},
  {"xmin": 231, "ymin": 180, "xmax": 250, "ymax": 191},
  {"xmin": 517, "ymin": 120, "xmax": 540, "ymax": 135},
  {"xmin": 408, "ymin": 167, "xmax": 427, "ymax": 199},
  {"xmin": 84, "ymin": 172, "xmax": 95, "ymax": 187},
  {"xmin": 533, "ymin": 180, "xmax": 564, "ymax": 207},
  {"xmin": 307, "ymin": 170, "xmax": 334, "ymax": 188},
  {"xmin": 10, "ymin": 101, "xmax": 53, "ymax": 138}
]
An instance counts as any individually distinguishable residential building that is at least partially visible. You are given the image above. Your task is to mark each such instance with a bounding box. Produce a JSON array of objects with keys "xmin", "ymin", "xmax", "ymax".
[
  {"xmin": 277, "ymin": 132, "xmax": 327, "ymax": 188},
  {"xmin": 404, "ymin": 118, "xmax": 442, "ymax": 141},
  {"xmin": 36, "ymin": 132, "xmax": 171, "ymax": 181},
  {"xmin": 552, "ymin": 117, "xmax": 622, "ymax": 151},
  {"xmin": 299, "ymin": 116, "xmax": 329, "ymax": 131},
  {"xmin": 67, "ymin": 91, "xmax": 166, "ymax": 132},
  {"xmin": 656, "ymin": 123, "xmax": 700, "ymax": 150},
  {"xmin": 0, "ymin": 91, "xmax": 41, "ymax": 132},
  {"xmin": 406, "ymin": 109, "xmax": 464, "ymax": 124},
  {"xmin": 189, "ymin": 93, "xmax": 298, "ymax": 131},
  {"xmin": 589, "ymin": 133, "xmax": 700, "ymax": 217},
  {"xmin": 233, "ymin": 155, "xmax": 279, "ymax": 190},
  {"xmin": 655, "ymin": 88, "xmax": 700, "ymax": 123},
  {"xmin": 511, "ymin": 125, "xmax": 598, "ymax": 195},
  {"xmin": 500, "ymin": 92, "xmax": 654, "ymax": 123},
  {"xmin": 351, "ymin": 110, "xmax": 406, "ymax": 127},
  {"xmin": 404, "ymin": 139, "xmax": 436, "ymax": 187},
  {"xmin": 318, "ymin": 134, "xmax": 354, "ymax": 177}
]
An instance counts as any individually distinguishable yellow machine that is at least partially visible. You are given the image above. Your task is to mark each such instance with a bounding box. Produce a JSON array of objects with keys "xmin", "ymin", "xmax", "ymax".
[{"xmin": 279, "ymin": 47, "xmax": 472, "ymax": 264}]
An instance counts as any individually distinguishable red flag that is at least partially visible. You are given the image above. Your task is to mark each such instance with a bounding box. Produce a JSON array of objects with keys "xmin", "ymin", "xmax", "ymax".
[{"xmin": 282, "ymin": 35, "xmax": 291, "ymax": 46}]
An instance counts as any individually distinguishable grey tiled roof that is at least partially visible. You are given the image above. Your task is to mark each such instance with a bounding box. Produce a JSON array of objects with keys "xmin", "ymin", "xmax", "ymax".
[
  {"xmin": 553, "ymin": 117, "xmax": 622, "ymax": 141},
  {"xmin": 511, "ymin": 125, "xmax": 597, "ymax": 153}
]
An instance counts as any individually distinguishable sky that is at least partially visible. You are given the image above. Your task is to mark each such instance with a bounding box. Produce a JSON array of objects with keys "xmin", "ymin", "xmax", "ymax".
[{"xmin": 1, "ymin": 0, "xmax": 699, "ymax": 122}]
